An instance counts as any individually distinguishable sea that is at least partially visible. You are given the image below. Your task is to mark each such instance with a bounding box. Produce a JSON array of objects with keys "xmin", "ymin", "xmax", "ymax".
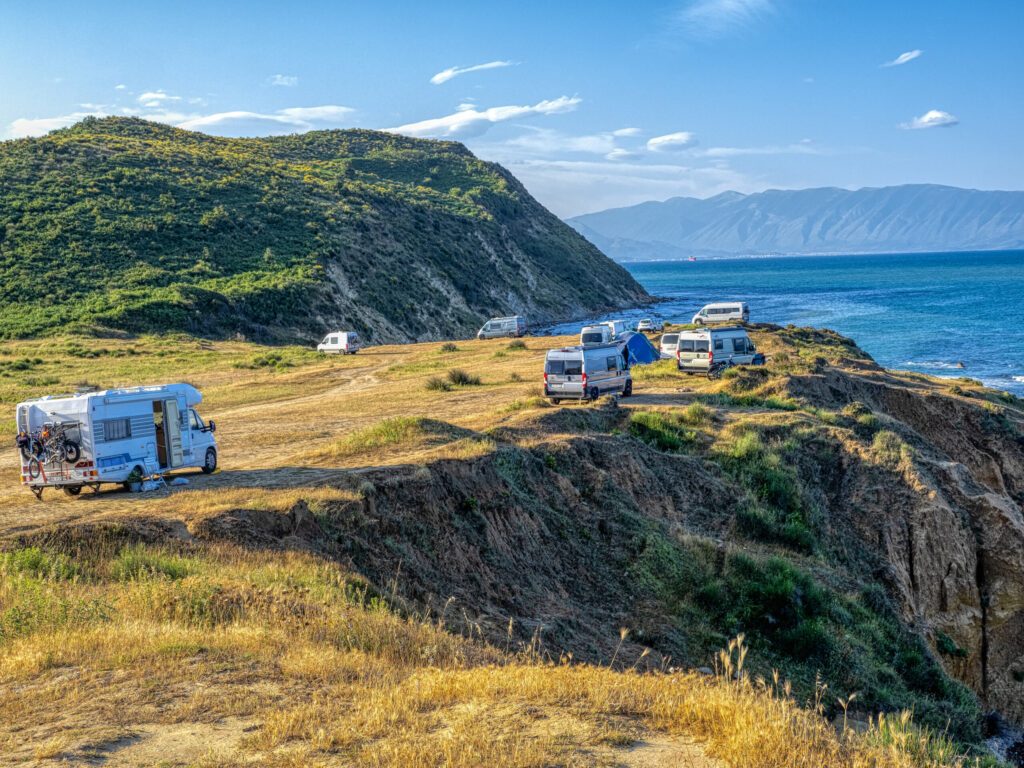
[{"xmin": 545, "ymin": 250, "xmax": 1024, "ymax": 395}]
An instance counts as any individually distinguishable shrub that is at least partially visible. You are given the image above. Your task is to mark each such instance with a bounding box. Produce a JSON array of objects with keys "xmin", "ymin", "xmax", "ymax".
[
  {"xmin": 507, "ymin": 339, "xmax": 527, "ymax": 350},
  {"xmin": 679, "ymin": 402, "xmax": 712, "ymax": 426},
  {"xmin": 0, "ymin": 547, "xmax": 79, "ymax": 581},
  {"xmin": 628, "ymin": 411, "xmax": 696, "ymax": 452},
  {"xmin": 425, "ymin": 376, "xmax": 452, "ymax": 392},
  {"xmin": 110, "ymin": 545, "xmax": 195, "ymax": 581},
  {"xmin": 447, "ymin": 369, "xmax": 481, "ymax": 386},
  {"xmin": 439, "ymin": 342, "xmax": 459, "ymax": 353},
  {"xmin": 871, "ymin": 430, "xmax": 913, "ymax": 467}
]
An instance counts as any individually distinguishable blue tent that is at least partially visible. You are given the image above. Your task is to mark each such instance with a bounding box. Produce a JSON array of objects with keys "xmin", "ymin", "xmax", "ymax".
[{"xmin": 618, "ymin": 331, "xmax": 661, "ymax": 366}]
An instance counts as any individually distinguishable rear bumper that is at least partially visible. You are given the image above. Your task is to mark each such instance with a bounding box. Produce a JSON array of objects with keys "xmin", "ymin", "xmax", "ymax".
[
  {"xmin": 677, "ymin": 362, "xmax": 710, "ymax": 372},
  {"xmin": 544, "ymin": 386, "xmax": 586, "ymax": 399}
]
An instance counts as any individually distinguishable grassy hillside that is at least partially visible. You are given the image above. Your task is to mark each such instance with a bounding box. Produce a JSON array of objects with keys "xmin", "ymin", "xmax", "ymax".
[
  {"xmin": 1, "ymin": 327, "xmax": 1021, "ymax": 765},
  {"xmin": 0, "ymin": 117, "xmax": 648, "ymax": 341}
]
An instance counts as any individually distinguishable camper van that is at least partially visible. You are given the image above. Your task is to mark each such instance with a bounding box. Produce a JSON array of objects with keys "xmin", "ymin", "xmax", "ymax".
[
  {"xmin": 477, "ymin": 316, "xmax": 527, "ymax": 339},
  {"xmin": 580, "ymin": 319, "xmax": 628, "ymax": 346},
  {"xmin": 659, "ymin": 332, "xmax": 680, "ymax": 359},
  {"xmin": 317, "ymin": 331, "xmax": 362, "ymax": 354},
  {"xmin": 691, "ymin": 302, "xmax": 749, "ymax": 325},
  {"xmin": 16, "ymin": 383, "xmax": 217, "ymax": 498},
  {"xmin": 676, "ymin": 327, "xmax": 762, "ymax": 374},
  {"xmin": 543, "ymin": 344, "xmax": 632, "ymax": 403}
]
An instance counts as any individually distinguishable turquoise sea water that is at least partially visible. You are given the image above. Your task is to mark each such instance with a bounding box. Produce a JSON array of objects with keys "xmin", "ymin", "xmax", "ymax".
[{"xmin": 547, "ymin": 250, "xmax": 1024, "ymax": 394}]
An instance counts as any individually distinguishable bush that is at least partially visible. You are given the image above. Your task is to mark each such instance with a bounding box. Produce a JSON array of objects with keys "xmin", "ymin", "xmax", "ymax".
[
  {"xmin": 628, "ymin": 411, "xmax": 696, "ymax": 452},
  {"xmin": 507, "ymin": 339, "xmax": 527, "ymax": 350},
  {"xmin": 0, "ymin": 547, "xmax": 79, "ymax": 581},
  {"xmin": 447, "ymin": 369, "xmax": 481, "ymax": 386},
  {"xmin": 679, "ymin": 402, "xmax": 712, "ymax": 426},
  {"xmin": 871, "ymin": 430, "xmax": 913, "ymax": 467},
  {"xmin": 425, "ymin": 376, "xmax": 452, "ymax": 392},
  {"xmin": 110, "ymin": 545, "xmax": 195, "ymax": 581},
  {"xmin": 439, "ymin": 342, "xmax": 459, "ymax": 353}
]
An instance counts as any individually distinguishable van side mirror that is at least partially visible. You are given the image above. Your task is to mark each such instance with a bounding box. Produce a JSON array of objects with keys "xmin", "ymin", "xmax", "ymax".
[{"xmin": 208, "ymin": 420, "xmax": 216, "ymax": 433}]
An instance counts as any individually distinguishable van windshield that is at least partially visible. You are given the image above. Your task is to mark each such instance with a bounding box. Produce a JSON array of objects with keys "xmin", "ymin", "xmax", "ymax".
[
  {"xmin": 661, "ymin": 334, "xmax": 678, "ymax": 345},
  {"xmin": 546, "ymin": 359, "xmax": 582, "ymax": 376},
  {"xmin": 581, "ymin": 332, "xmax": 605, "ymax": 344}
]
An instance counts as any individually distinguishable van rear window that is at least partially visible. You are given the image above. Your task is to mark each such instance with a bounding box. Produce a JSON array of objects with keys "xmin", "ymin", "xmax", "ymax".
[
  {"xmin": 679, "ymin": 340, "xmax": 709, "ymax": 352},
  {"xmin": 546, "ymin": 359, "xmax": 583, "ymax": 376},
  {"xmin": 581, "ymin": 332, "xmax": 604, "ymax": 344},
  {"xmin": 662, "ymin": 334, "xmax": 678, "ymax": 345}
]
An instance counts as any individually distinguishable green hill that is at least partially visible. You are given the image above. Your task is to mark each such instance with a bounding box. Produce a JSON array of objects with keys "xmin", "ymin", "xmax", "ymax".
[{"xmin": 0, "ymin": 117, "xmax": 649, "ymax": 341}]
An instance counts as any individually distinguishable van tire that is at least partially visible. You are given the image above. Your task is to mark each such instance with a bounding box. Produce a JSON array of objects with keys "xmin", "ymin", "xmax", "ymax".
[
  {"xmin": 63, "ymin": 485, "xmax": 82, "ymax": 497},
  {"xmin": 623, "ymin": 380, "xmax": 633, "ymax": 397},
  {"xmin": 550, "ymin": 398, "xmax": 560, "ymax": 405},
  {"xmin": 588, "ymin": 387, "xmax": 600, "ymax": 402},
  {"xmin": 202, "ymin": 448, "xmax": 217, "ymax": 474}
]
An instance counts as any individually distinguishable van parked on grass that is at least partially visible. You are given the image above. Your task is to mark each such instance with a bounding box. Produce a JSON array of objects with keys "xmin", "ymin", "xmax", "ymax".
[
  {"xmin": 16, "ymin": 383, "xmax": 217, "ymax": 499},
  {"xmin": 317, "ymin": 331, "xmax": 362, "ymax": 354},
  {"xmin": 676, "ymin": 327, "xmax": 762, "ymax": 375},
  {"xmin": 659, "ymin": 332, "xmax": 680, "ymax": 359},
  {"xmin": 580, "ymin": 319, "xmax": 627, "ymax": 346},
  {"xmin": 692, "ymin": 302, "xmax": 749, "ymax": 325},
  {"xmin": 544, "ymin": 344, "xmax": 632, "ymax": 403},
  {"xmin": 477, "ymin": 315, "xmax": 527, "ymax": 339}
]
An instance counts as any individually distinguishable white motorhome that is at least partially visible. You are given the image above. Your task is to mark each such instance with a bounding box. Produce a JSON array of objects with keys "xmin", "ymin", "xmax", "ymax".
[
  {"xmin": 477, "ymin": 316, "xmax": 527, "ymax": 339},
  {"xmin": 580, "ymin": 319, "xmax": 628, "ymax": 346},
  {"xmin": 676, "ymin": 327, "xmax": 762, "ymax": 375},
  {"xmin": 16, "ymin": 383, "xmax": 218, "ymax": 498},
  {"xmin": 317, "ymin": 331, "xmax": 362, "ymax": 354},
  {"xmin": 543, "ymin": 344, "xmax": 632, "ymax": 403},
  {"xmin": 692, "ymin": 302, "xmax": 750, "ymax": 325}
]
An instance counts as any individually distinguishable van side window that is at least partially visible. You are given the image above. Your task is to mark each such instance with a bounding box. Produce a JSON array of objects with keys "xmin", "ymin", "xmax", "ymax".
[
  {"xmin": 606, "ymin": 356, "xmax": 618, "ymax": 372},
  {"xmin": 99, "ymin": 418, "xmax": 131, "ymax": 442},
  {"xmin": 714, "ymin": 339, "xmax": 724, "ymax": 351},
  {"xmin": 733, "ymin": 338, "xmax": 747, "ymax": 352},
  {"xmin": 189, "ymin": 409, "xmax": 204, "ymax": 430}
]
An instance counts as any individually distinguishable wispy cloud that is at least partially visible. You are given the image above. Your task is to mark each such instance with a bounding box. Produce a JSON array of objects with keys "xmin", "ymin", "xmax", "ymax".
[
  {"xmin": 137, "ymin": 90, "xmax": 181, "ymax": 107},
  {"xmin": 389, "ymin": 96, "xmax": 580, "ymax": 139},
  {"xmin": 647, "ymin": 131, "xmax": 697, "ymax": 152},
  {"xmin": 882, "ymin": 49, "xmax": 922, "ymax": 68},
  {"xmin": 268, "ymin": 74, "xmax": 299, "ymax": 87},
  {"xmin": 7, "ymin": 104, "xmax": 355, "ymax": 139},
  {"xmin": 673, "ymin": 0, "xmax": 776, "ymax": 38},
  {"xmin": 612, "ymin": 127, "xmax": 642, "ymax": 137},
  {"xmin": 177, "ymin": 105, "xmax": 354, "ymax": 134},
  {"xmin": 696, "ymin": 141, "xmax": 823, "ymax": 157},
  {"xmin": 900, "ymin": 109, "xmax": 958, "ymax": 130},
  {"xmin": 114, "ymin": 84, "xmax": 127, "ymax": 90},
  {"xmin": 430, "ymin": 60, "xmax": 515, "ymax": 85}
]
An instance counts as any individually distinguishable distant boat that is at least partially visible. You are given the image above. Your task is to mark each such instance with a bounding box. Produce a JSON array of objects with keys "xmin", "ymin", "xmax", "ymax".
[{"xmin": 687, "ymin": 256, "xmax": 697, "ymax": 262}]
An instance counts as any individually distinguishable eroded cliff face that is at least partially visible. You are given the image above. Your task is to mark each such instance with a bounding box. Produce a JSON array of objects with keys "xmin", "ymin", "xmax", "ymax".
[{"xmin": 784, "ymin": 369, "xmax": 1024, "ymax": 723}]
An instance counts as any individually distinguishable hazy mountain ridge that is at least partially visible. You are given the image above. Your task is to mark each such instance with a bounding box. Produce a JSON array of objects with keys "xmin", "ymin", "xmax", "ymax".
[
  {"xmin": 0, "ymin": 117, "xmax": 649, "ymax": 341},
  {"xmin": 568, "ymin": 185, "xmax": 1024, "ymax": 260}
]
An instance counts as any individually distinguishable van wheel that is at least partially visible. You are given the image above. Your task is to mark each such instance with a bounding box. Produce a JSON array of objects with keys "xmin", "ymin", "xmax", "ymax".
[
  {"xmin": 588, "ymin": 387, "xmax": 600, "ymax": 402},
  {"xmin": 550, "ymin": 398, "xmax": 561, "ymax": 405},
  {"xmin": 623, "ymin": 380, "xmax": 633, "ymax": 397},
  {"xmin": 63, "ymin": 485, "xmax": 82, "ymax": 497},
  {"xmin": 202, "ymin": 448, "xmax": 217, "ymax": 474}
]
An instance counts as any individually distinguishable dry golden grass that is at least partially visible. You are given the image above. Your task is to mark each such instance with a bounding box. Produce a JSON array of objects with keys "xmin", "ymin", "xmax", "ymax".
[{"xmin": 0, "ymin": 540, "xmax": 990, "ymax": 767}]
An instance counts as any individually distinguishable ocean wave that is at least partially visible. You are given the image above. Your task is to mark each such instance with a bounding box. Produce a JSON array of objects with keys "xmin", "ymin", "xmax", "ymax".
[
  {"xmin": 903, "ymin": 360, "xmax": 968, "ymax": 370},
  {"xmin": 1013, "ymin": 376, "xmax": 1024, "ymax": 384}
]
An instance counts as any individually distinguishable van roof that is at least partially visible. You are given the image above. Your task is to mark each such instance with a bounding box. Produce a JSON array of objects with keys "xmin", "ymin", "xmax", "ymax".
[
  {"xmin": 488, "ymin": 315, "xmax": 524, "ymax": 322},
  {"xmin": 678, "ymin": 326, "xmax": 748, "ymax": 337},
  {"xmin": 547, "ymin": 343, "xmax": 620, "ymax": 356},
  {"xmin": 18, "ymin": 382, "xmax": 203, "ymax": 408},
  {"xmin": 700, "ymin": 302, "xmax": 747, "ymax": 308}
]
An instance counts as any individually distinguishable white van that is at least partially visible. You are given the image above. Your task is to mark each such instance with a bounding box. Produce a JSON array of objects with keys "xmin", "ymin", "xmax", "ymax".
[
  {"xmin": 692, "ymin": 302, "xmax": 749, "ymax": 325},
  {"xmin": 544, "ymin": 344, "xmax": 632, "ymax": 403},
  {"xmin": 318, "ymin": 331, "xmax": 362, "ymax": 354},
  {"xmin": 16, "ymin": 383, "xmax": 218, "ymax": 498},
  {"xmin": 477, "ymin": 316, "xmax": 527, "ymax": 339},
  {"xmin": 580, "ymin": 324, "xmax": 612, "ymax": 345},
  {"xmin": 659, "ymin": 332, "xmax": 680, "ymax": 359},
  {"xmin": 676, "ymin": 327, "xmax": 762, "ymax": 375}
]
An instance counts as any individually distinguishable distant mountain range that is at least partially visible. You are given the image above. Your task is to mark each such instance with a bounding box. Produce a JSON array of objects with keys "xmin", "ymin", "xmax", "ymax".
[{"xmin": 567, "ymin": 184, "xmax": 1024, "ymax": 261}]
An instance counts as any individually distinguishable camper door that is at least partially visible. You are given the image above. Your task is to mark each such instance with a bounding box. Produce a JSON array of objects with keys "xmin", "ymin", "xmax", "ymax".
[{"xmin": 162, "ymin": 399, "xmax": 185, "ymax": 468}]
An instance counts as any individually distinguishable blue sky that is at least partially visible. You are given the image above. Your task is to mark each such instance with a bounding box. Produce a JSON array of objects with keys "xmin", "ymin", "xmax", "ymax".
[{"xmin": 2, "ymin": 0, "xmax": 1021, "ymax": 216}]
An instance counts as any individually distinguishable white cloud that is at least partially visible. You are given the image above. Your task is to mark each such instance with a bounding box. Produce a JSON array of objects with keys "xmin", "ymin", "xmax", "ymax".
[
  {"xmin": 8, "ymin": 111, "xmax": 105, "ymax": 138},
  {"xmin": 612, "ymin": 127, "xmax": 642, "ymax": 137},
  {"xmin": 268, "ymin": 74, "xmax": 299, "ymax": 87},
  {"xmin": 176, "ymin": 105, "xmax": 354, "ymax": 135},
  {"xmin": 900, "ymin": 109, "xmax": 958, "ymax": 130},
  {"xmin": 674, "ymin": 0, "xmax": 775, "ymax": 38},
  {"xmin": 389, "ymin": 96, "xmax": 580, "ymax": 139},
  {"xmin": 647, "ymin": 131, "xmax": 697, "ymax": 152},
  {"xmin": 429, "ymin": 60, "xmax": 515, "ymax": 85},
  {"xmin": 114, "ymin": 84, "xmax": 127, "ymax": 90},
  {"xmin": 883, "ymin": 50, "xmax": 922, "ymax": 68},
  {"xmin": 605, "ymin": 148, "xmax": 641, "ymax": 161},
  {"xmin": 138, "ymin": 90, "xmax": 181, "ymax": 108}
]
